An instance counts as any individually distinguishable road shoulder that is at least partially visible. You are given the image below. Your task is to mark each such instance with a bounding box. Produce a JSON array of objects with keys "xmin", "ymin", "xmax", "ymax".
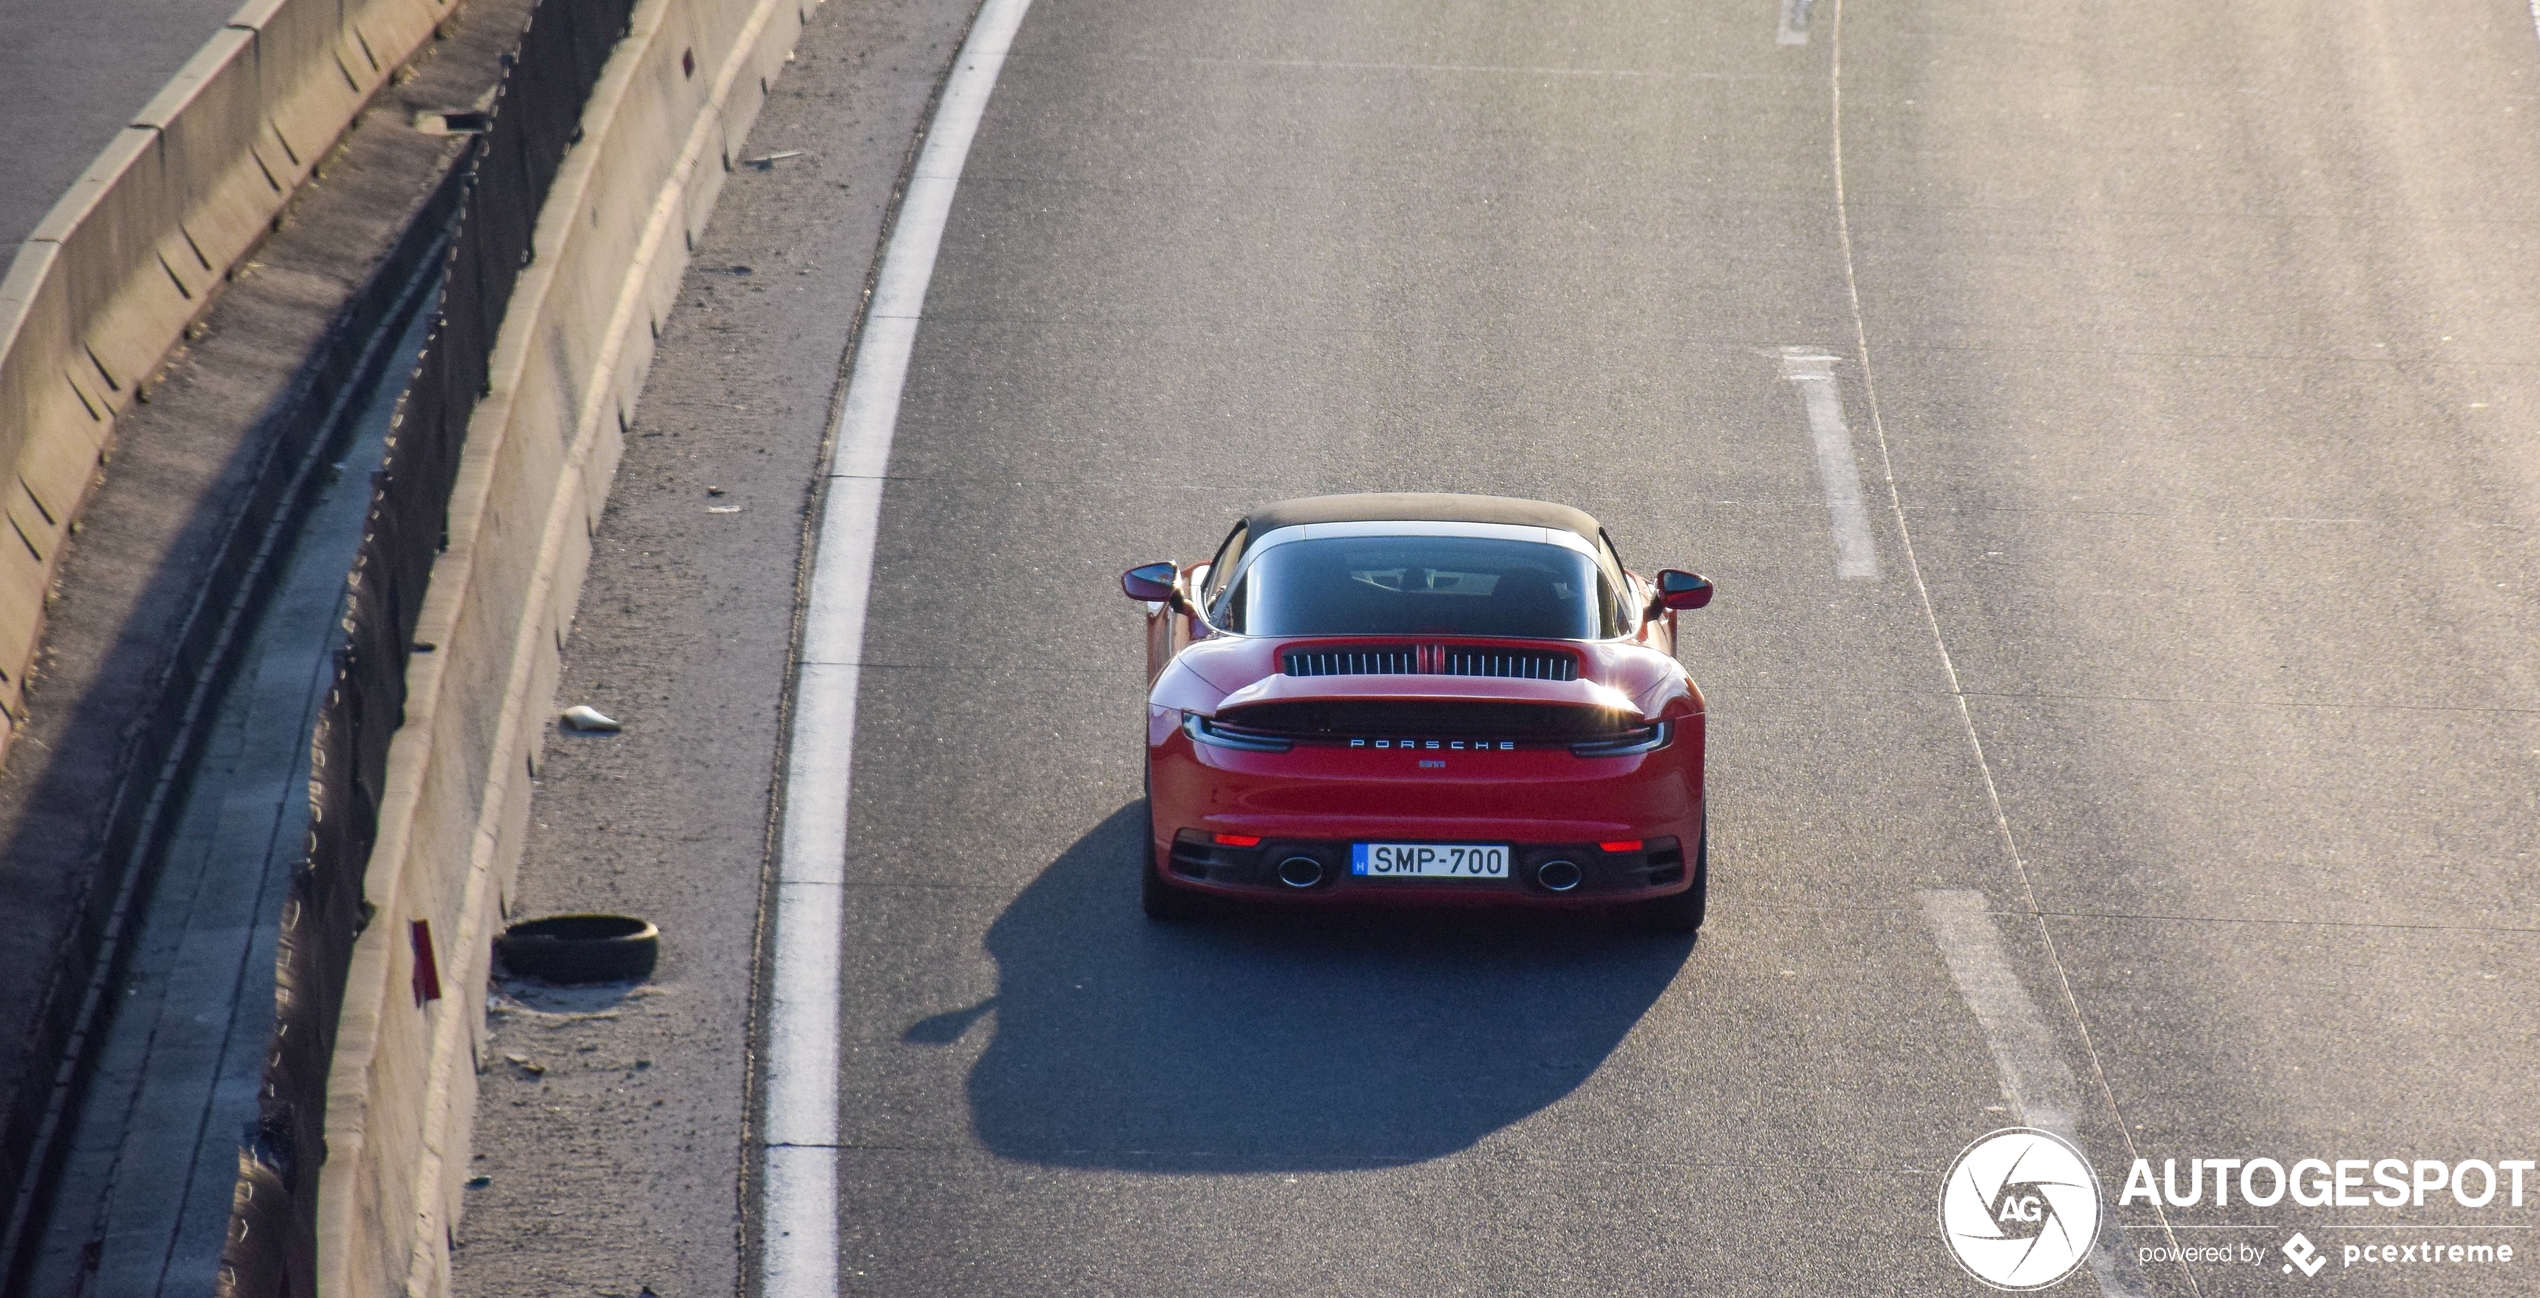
[{"xmin": 445, "ymin": 1, "xmax": 981, "ymax": 1293}]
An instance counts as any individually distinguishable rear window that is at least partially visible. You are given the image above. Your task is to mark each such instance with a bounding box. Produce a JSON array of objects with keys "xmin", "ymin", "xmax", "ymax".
[{"xmin": 1225, "ymin": 535, "xmax": 1611, "ymax": 639}]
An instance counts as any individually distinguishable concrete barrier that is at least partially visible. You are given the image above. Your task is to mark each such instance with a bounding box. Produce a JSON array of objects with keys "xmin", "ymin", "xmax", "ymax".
[
  {"xmin": 0, "ymin": 0, "xmax": 455, "ymax": 759},
  {"xmin": 309, "ymin": 0, "xmax": 813, "ymax": 1289}
]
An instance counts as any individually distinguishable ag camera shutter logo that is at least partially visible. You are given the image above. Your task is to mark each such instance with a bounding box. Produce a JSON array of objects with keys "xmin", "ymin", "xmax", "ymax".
[{"xmin": 1940, "ymin": 1128, "xmax": 2104, "ymax": 1290}]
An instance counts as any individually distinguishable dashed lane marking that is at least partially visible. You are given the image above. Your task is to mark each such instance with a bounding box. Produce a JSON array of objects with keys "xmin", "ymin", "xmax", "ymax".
[
  {"xmin": 1778, "ymin": 346, "xmax": 1879, "ymax": 580},
  {"xmin": 1921, "ymin": 890, "xmax": 2159, "ymax": 1298}
]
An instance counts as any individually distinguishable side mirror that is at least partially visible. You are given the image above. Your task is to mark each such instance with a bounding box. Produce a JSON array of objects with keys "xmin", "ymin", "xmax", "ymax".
[
  {"xmin": 1653, "ymin": 569, "xmax": 1712, "ymax": 612},
  {"xmin": 1122, "ymin": 562, "xmax": 1178, "ymax": 604}
]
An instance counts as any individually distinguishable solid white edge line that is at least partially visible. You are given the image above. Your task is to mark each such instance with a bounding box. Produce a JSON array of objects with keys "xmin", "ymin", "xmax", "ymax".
[{"xmin": 761, "ymin": 2, "xmax": 1035, "ymax": 1295}]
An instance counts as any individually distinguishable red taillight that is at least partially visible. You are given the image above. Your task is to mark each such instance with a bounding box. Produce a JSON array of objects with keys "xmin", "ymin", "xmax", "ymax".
[
  {"xmin": 1598, "ymin": 839, "xmax": 1643, "ymax": 853},
  {"xmin": 1213, "ymin": 832, "xmax": 1262, "ymax": 847}
]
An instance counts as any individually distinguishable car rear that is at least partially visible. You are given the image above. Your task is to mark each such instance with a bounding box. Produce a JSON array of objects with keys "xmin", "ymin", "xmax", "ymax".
[
  {"xmin": 1144, "ymin": 639, "xmax": 1705, "ymax": 907},
  {"xmin": 1129, "ymin": 496, "xmax": 1711, "ymax": 923}
]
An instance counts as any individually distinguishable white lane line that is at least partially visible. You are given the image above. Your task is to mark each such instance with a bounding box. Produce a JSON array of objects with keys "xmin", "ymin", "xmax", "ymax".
[
  {"xmin": 761, "ymin": 1, "xmax": 1033, "ymax": 1294},
  {"xmin": 1778, "ymin": 0, "xmax": 1815, "ymax": 45},
  {"xmin": 1918, "ymin": 890, "xmax": 2083, "ymax": 1133},
  {"xmin": 1778, "ymin": 347, "xmax": 1880, "ymax": 580},
  {"xmin": 1920, "ymin": 890, "xmax": 2160, "ymax": 1298}
]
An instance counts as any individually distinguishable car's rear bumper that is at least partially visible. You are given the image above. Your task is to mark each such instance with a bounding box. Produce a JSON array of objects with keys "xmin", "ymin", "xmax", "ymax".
[
  {"xmin": 1154, "ymin": 829, "xmax": 1697, "ymax": 905},
  {"xmin": 1145, "ymin": 705, "xmax": 1704, "ymax": 907}
]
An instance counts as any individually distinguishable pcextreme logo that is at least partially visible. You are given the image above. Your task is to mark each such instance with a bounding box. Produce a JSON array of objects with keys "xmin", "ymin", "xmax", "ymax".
[{"xmin": 1940, "ymin": 1128, "xmax": 2103, "ymax": 1290}]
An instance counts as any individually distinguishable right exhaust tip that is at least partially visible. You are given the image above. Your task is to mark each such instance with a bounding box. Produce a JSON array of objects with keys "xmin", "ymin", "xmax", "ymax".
[{"xmin": 1536, "ymin": 859, "xmax": 1582, "ymax": 892}]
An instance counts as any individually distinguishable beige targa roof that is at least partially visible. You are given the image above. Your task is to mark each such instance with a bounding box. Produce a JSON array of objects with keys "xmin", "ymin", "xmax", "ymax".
[{"xmin": 1240, "ymin": 493, "xmax": 1604, "ymax": 546}]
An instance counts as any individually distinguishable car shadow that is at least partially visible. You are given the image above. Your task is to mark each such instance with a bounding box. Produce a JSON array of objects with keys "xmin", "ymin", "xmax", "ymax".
[{"xmin": 910, "ymin": 802, "xmax": 1696, "ymax": 1173}]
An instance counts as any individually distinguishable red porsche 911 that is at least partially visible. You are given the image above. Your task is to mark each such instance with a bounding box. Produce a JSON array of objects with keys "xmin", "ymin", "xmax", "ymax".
[{"xmin": 1123, "ymin": 493, "xmax": 1712, "ymax": 931}]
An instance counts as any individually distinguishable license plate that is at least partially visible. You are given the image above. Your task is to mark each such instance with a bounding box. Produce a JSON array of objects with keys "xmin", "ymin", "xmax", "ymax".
[{"xmin": 1351, "ymin": 842, "xmax": 1509, "ymax": 879}]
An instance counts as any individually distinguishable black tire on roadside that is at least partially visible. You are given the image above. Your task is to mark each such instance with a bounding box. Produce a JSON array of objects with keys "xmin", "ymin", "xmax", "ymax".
[
  {"xmin": 1629, "ymin": 816, "xmax": 1708, "ymax": 935},
  {"xmin": 494, "ymin": 914, "xmax": 660, "ymax": 983}
]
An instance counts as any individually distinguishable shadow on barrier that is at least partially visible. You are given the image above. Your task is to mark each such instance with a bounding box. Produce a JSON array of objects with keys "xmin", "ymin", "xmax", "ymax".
[
  {"xmin": 909, "ymin": 802, "xmax": 1695, "ymax": 1173},
  {"xmin": 0, "ymin": 146, "xmax": 468, "ymax": 1298}
]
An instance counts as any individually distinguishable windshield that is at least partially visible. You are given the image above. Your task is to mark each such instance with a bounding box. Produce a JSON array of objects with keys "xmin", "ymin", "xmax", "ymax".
[{"xmin": 1225, "ymin": 535, "xmax": 1612, "ymax": 639}]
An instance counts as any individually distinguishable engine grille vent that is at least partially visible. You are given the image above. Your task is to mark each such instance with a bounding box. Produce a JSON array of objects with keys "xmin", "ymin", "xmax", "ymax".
[
  {"xmin": 1281, "ymin": 644, "xmax": 1580, "ymax": 681},
  {"xmin": 1440, "ymin": 649, "xmax": 1577, "ymax": 682},
  {"xmin": 1283, "ymin": 646, "xmax": 1419, "ymax": 677}
]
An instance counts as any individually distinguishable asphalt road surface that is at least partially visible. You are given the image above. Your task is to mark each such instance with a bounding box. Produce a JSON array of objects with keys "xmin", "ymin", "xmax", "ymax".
[
  {"xmin": 459, "ymin": 0, "xmax": 2540, "ymax": 1294},
  {"xmin": 0, "ymin": 0, "xmax": 253, "ymax": 249}
]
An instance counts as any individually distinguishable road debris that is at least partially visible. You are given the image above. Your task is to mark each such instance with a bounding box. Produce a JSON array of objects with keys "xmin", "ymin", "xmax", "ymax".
[{"xmin": 560, "ymin": 705, "xmax": 621, "ymax": 732}]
